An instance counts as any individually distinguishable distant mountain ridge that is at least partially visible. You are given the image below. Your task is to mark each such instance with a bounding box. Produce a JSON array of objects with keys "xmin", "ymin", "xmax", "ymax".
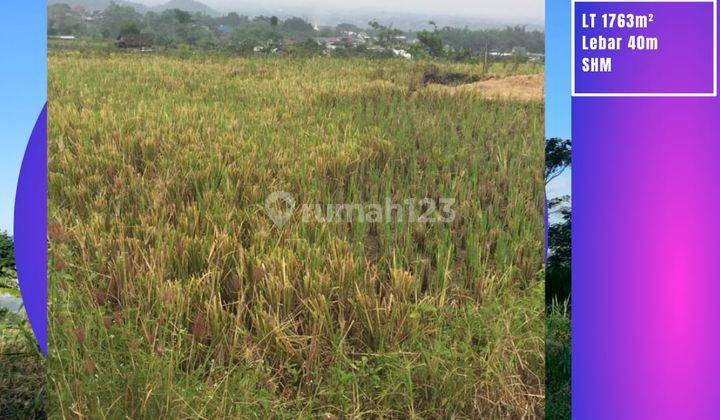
[
  {"xmin": 48, "ymin": 0, "xmax": 149, "ymax": 13},
  {"xmin": 48, "ymin": 0, "xmax": 221, "ymax": 16},
  {"xmin": 154, "ymin": 0, "xmax": 219, "ymax": 16},
  {"xmin": 48, "ymin": 0, "xmax": 542, "ymax": 31}
]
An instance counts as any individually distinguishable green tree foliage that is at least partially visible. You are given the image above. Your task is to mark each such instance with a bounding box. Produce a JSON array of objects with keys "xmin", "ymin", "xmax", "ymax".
[
  {"xmin": 101, "ymin": 3, "xmax": 145, "ymax": 38},
  {"xmin": 294, "ymin": 38, "xmax": 325, "ymax": 56},
  {"xmin": 0, "ymin": 231, "xmax": 14, "ymax": 271},
  {"xmin": 546, "ymin": 298, "xmax": 571, "ymax": 420},
  {"xmin": 48, "ymin": 4, "xmax": 86, "ymax": 36},
  {"xmin": 547, "ymin": 197, "xmax": 571, "ymax": 270},
  {"xmin": 119, "ymin": 22, "xmax": 142, "ymax": 36},
  {"xmin": 545, "ymin": 138, "xmax": 572, "ymax": 185},
  {"xmin": 545, "ymin": 139, "xmax": 571, "ymax": 307},
  {"xmin": 173, "ymin": 9, "xmax": 193, "ymax": 25},
  {"xmin": 545, "ymin": 138, "xmax": 571, "ymax": 419},
  {"xmin": 217, "ymin": 12, "xmax": 248, "ymax": 28},
  {"xmin": 368, "ymin": 20, "xmax": 404, "ymax": 48},
  {"xmin": 439, "ymin": 25, "xmax": 544, "ymax": 54},
  {"xmin": 146, "ymin": 9, "xmax": 213, "ymax": 47},
  {"xmin": 46, "ymin": 4, "xmax": 545, "ymax": 60},
  {"xmin": 280, "ymin": 17, "xmax": 314, "ymax": 39},
  {"xmin": 547, "ymin": 195, "xmax": 571, "ymax": 305},
  {"xmin": 417, "ymin": 30, "xmax": 444, "ymax": 57},
  {"xmin": 336, "ymin": 23, "xmax": 363, "ymax": 33}
]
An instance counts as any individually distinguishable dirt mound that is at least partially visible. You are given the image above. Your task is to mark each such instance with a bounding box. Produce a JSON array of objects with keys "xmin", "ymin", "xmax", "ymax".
[
  {"xmin": 420, "ymin": 64, "xmax": 482, "ymax": 86},
  {"xmin": 426, "ymin": 73, "xmax": 544, "ymax": 102}
]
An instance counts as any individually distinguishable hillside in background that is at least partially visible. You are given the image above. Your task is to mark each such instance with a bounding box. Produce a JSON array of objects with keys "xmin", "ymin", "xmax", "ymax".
[
  {"xmin": 154, "ymin": 0, "xmax": 220, "ymax": 16},
  {"xmin": 47, "ymin": 0, "xmax": 542, "ymax": 30},
  {"xmin": 48, "ymin": 0, "xmax": 149, "ymax": 13},
  {"xmin": 48, "ymin": 0, "xmax": 221, "ymax": 16}
]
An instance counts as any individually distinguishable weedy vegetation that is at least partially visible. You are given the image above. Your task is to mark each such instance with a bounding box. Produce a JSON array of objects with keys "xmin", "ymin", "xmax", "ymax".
[
  {"xmin": 49, "ymin": 51, "xmax": 544, "ymax": 418},
  {"xmin": 546, "ymin": 301, "xmax": 571, "ymax": 420},
  {"xmin": 1, "ymin": 268, "xmax": 46, "ymax": 419}
]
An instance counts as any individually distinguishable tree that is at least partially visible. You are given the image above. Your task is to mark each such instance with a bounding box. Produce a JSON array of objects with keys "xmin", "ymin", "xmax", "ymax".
[
  {"xmin": 173, "ymin": 9, "xmax": 193, "ymax": 25},
  {"xmin": 545, "ymin": 138, "xmax": 572, "ymax": 307},
  {"xmin": 417, "ymin": 30, "xmax": 444, "ymax": 57},
  {"xmin": 547, "ymin": 195, "xmax": 571, "ymax": 306},
  {"xmin": 48, "ymin": 4, "xmax": 85, "ymax": 36},
  {"xmin": 545, "ymin": 137, "xmax": 571, "ymax": 185},
  {"xmin": 220, "ymin": 12, "xmax": 247, "ymax": 28},
  {"xmin": 295, "ymin": 38, "xmax": 324, "ymax": 56},
  {"xmin": 368, "ymin": 20, "xmax": 403, "ymax": 47},
  {"xmin": 435, "ymin": 25, "xmax": 544, "ymax": 55},
  {"xmin": 336, "ymin": 23, "xmax": 363, "ymax": 33},
  {"xmin": 0, "ymin": 231, "xmax": 14, "ymax": 271},
  {"xmin": 270, "ymin": 16, "xmax": 279, "ymax": 27},
  {"xmin": 101, "ymin": 3, "xmax": 144, "ymax": 38},
  {"xmin": 119, "ymin": 22, "xmax": 142, "ymax": 36},
  {"xmin": 280, "ymin": 17, "xmax": 314, "ymax": 38},
  {"xmin": 547, "ymin": 196, "xmax": 571, "ymax": 269}
]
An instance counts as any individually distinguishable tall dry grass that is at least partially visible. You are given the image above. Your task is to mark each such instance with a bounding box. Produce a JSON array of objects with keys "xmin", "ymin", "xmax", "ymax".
[{"xmin": 48, "ymin": 52, "xmax": 544, "ymax": 418}]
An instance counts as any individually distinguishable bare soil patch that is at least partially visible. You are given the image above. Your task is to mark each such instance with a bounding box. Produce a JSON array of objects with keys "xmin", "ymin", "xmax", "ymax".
[{"xmin": 426, "ymin": 73, "xmax": 545, "ymax": 102}]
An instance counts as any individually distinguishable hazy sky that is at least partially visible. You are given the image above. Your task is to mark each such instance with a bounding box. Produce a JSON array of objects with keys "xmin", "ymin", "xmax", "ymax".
[{"xmin": 136, "ymin": 0, "xmax": 544, "ymax": 24}]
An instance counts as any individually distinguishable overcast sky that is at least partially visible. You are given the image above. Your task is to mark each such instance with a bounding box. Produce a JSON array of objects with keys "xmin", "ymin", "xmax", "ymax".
[{"xmin": 136, "ymin": 0, "xmax": 544, "ymax": 24}]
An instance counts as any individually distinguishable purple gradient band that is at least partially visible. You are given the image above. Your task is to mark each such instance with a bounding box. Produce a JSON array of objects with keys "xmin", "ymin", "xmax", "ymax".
[
  {"xmin": 573, "ymin": 3, "xmax": 720, "ymax": 417},
  {"xmin": 14, "ymin": 104, "xmax": 47, "ymax": 355}
]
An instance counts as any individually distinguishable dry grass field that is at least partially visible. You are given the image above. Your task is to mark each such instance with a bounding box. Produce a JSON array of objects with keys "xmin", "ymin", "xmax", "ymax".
[{"xmin": 48, "ymin": 51, "xmax": 544, "ymax": 418}]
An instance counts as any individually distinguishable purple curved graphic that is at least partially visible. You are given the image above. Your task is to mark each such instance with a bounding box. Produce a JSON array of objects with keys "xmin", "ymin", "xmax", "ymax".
[
  {"xmin": 14, "ymin": 104, "xmax": 47, "ymax": 356},
  {"xmin": 544, "ymin": 195, "xmax": 548, "ymax": 266}
]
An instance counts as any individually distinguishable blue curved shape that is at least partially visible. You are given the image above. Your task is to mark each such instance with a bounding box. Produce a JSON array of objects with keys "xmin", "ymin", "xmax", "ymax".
[{"xmin": 14, "ymin": 104, "xmax": 47, "ymax": 356}]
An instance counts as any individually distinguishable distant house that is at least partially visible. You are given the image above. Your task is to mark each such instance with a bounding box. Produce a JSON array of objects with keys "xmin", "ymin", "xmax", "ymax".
[
  {"xmin": 217, "ymin": 25, "xmax": 231, "ymax": 36},
  {"xmin": 253, "ymin": 40, "xmax": 284, "ymax": 54},
  {"xmin": 86, "ymin": 11, "xmax": 103, "ymax": 22},
  {"xmin": 528, "ymin": 52, "xmax": 545, "ymax": 62},
  {"xmin": 115, "ymin": 34, "xmax": 153, "ymax": 49},
  {"xmin": 392, "ymin": 48, "xmax": 412, "ymax": 59},
  {"xmin": 339, "ymin": 36, "xmax": 362, "ymax": 46},
  {"xmin": 511, "ymin": 46, "xmax": 529, "ymax": 56},
  {"xmin": 315, "ymin": 37, "xmax": 337, "ymax": 44},
  {"xmin": 316, "ymin": 36, "xmax": 362, "ymax": 51}
]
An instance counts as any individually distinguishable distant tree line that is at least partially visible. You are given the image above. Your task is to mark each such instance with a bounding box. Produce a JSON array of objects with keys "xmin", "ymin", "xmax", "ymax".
[
  {"xmin": 48, "ymin": 3, "xmax": 545, "ymax": 59},
  {"xmin": 437, "ymin": 25, "xmax": 544, "ymax": 54}
]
